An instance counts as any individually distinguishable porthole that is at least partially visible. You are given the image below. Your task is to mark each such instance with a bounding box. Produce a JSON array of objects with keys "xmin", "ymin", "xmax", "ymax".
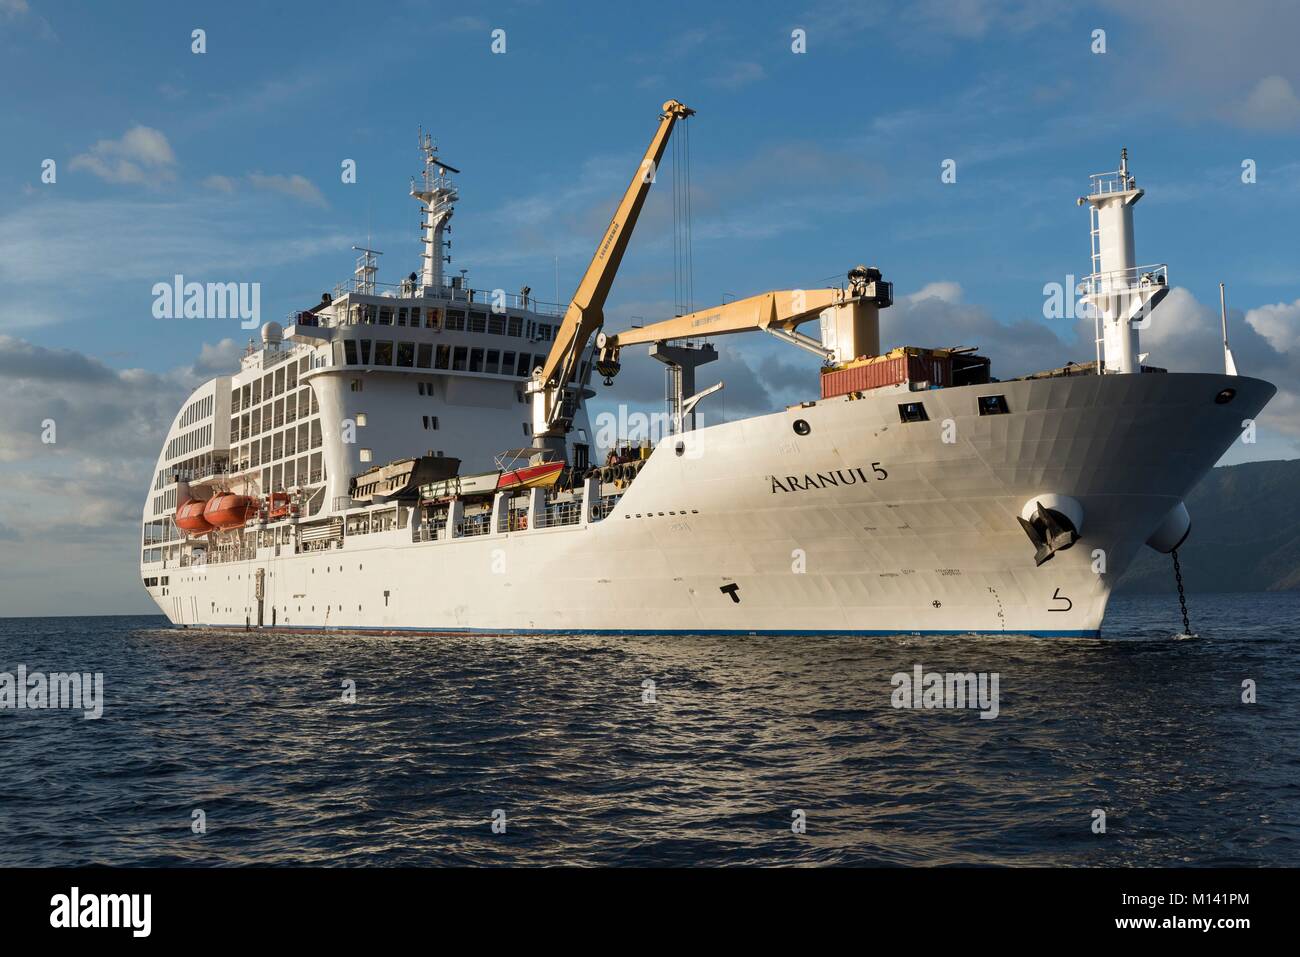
[
  {"xmin": 793, "ymin": 419, "xmax": 811, "ymax": 436},
  {"xmin": 675, "ymin": 441, "xmax": 685, "ymax": 456},
  {"xmin": 1215, "ymin": 388, "xmax": 1236, "ymax": 405}
]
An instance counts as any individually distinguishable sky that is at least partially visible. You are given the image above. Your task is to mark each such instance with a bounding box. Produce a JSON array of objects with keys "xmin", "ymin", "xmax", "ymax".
[{"xmin": 1, "ymin": 0, "xmax": 1298, "ymax": 615}]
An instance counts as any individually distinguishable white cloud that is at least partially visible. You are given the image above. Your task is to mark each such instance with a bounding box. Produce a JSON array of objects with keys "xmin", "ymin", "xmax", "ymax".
[
  {"xmin": 0, "ymin": 0, "xmax": 30, "ymax": 17},
  {"xmin": 69, "ymin": 126, "xmax": 177, "ymax": 185},
  {"xmin": 202, "ymin": 174, "xmax": 238, "ymax": 194},
  {"xmin": 247, "ymin": 171, "xmax": 327, "ymax": 207},
  {"xmin": 1237, "ymin": 75, "xmax": 1300, "ymax": 131},
  {"xmin": 708, "ymin": 61, "xmax": 766, "ymax": 90},
  {"xmin": 904, "ymin": 280, "xmax": 963, "ymax": 305},
  {"xmin": 1245, "ymin": 297, "xmax": 1300, "ymax": 353}
]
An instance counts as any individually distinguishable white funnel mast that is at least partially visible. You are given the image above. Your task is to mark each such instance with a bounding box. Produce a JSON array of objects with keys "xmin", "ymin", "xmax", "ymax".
[
  {"xmin": 411, "ymin": 130, "xmax": 458, "ymax": 292},
  {"xmin": 1078, "ymin": 149, "xmax": 1169, "ymax": 374}
]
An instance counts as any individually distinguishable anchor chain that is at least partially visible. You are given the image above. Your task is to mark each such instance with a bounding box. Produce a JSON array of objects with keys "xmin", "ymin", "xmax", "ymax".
[{"xmin": 1171, "ymin": 548, "xmax": 1193, "ymax": 636}]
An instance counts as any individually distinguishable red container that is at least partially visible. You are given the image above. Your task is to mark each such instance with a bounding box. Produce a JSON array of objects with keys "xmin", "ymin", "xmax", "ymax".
[
  {"xmin": 820, "ymin": 356, "xmax": 905, "ymax": 398},
  {"xmin": 820, "ymin": 352, "xmax": 952, "ymax": 399}
]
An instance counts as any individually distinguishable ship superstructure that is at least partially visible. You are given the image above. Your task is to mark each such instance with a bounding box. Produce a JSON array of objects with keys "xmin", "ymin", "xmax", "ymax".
[{"xmin": 140, "ymin": 103, "xmax": 1273, "ymax": 637}]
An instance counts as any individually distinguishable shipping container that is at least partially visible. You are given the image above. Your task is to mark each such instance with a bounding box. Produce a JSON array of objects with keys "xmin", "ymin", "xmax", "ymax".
[{"xmin": 819, "ymin": 348, "xmax": 955, "ymax": 399}]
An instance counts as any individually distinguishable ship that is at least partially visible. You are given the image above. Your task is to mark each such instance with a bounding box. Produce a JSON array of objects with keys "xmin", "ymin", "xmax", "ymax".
[{"xmin": 139, "ymin": 102, "xmax": 1275, "ymax": 637}]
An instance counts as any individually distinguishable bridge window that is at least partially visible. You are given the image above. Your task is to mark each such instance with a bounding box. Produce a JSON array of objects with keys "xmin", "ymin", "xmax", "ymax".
[
  {"xmin": 898, "ymin": 402, "xmax": 928, "ymax": 423},
  {"xmin": 507, "ymin": 316, "xmax": 522, "ymax": 337},
  {"xmin": 397, "ymin": 341, "xmax": 415, "ymax": 368},
  {"xmin": 485, "ymin": 349, "xmax": 500, "ymax": 374},
  {"xmin": 417, "ymin": 343, "xmax": 432, "ymax": 368},
  {"xmin": 343, "ymin": 340, "xmax": 358, "ymax": 365},
  {"xmin": 435, "ymin": 345, "xmax": 450, "ymax": 369},
  {"xmin": 977, "ymin": 394, "xmax": 1010, "ymax": 415},
  {"xmin": 374, "ymin": 341, "xmax": 393, "ymax": 365},
  {"xmin": 469, "ymin": 348, "xmax": 484, "ymax": 372},
  {"xmin": 452, "ymin": 347, "xmax": 467, "ymax": 371}
]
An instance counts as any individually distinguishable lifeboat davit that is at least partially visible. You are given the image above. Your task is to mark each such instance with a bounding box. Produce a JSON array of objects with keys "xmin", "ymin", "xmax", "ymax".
[
  {"xmin": 175, "ymin": 499, "xmax": 214, "ymax": 535},
  {"xmin": 203, "ymin": 493, "xmax": 257, "ymax": 530}
]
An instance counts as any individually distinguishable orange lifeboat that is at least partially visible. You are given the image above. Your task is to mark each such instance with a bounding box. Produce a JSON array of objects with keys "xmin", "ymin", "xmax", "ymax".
[
  {"xmin": 175, "ymin": 499, "xmax": 214, "ymax": 535},
  {"xmin": 203, "ymin": 493, "xmax": 257, "ymax": 530}
]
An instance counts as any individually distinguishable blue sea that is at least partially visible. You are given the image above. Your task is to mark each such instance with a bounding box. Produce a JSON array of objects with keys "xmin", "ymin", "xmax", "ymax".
[{"xmin": 1, "ymin": 592, "xmax": 1297, "ymax": 866}]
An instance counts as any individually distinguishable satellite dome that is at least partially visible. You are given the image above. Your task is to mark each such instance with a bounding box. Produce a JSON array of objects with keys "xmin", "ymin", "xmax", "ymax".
[{"xmin": 260, "ymin": 321, "xmax": 283, "ymax": 347}]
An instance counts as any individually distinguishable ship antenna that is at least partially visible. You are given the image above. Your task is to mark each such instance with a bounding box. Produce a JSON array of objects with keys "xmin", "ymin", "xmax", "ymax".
[{"xmin": 411, "ymin": 127, "xmax": 459, "ymax": 293}]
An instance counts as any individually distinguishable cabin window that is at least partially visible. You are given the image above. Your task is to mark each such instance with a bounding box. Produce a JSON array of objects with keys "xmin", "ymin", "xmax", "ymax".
[
  {"xmin": 485, "ymin": 349, "xmax": 500, "ymax": 374},
  {"xmin": 417, "ymin": 343, "xmax": 433, "ymax": 368},
  {"xmin": 516, "ymin": 353, "xmax": 532, "ymax": 377},
  {"xmin": 898, "ymin": 402, "xmax": 929, "ymax": 423},
  {"xmin": 488, "ymin": 315, "xmax": 505, "ymax": 336},
  {"xmin": 452, "ymin": 347, "xmax": 468, "ymax": 371},
  {"xmin": 445, "ymin": 310, "xmax": 465, "ymax": 331},
  {"xmin": 977, "ymin": 394, "xmax": 1010, "ymax": 416},
  {"xmin": 435, "ymin": 345, "xmax": 450, "ymax": 370},
  {"xmin": 422, "ymin": 415, "xmax": 439, "ymax": 430},
  {"xmin": 343, "ymin": 340, "xmax": 358, "ymax": 365},
  {"xmin": 502, "ymin": 351, "xmax": 516, "ymax": 374},
  {"xmin": 359, "ymin": 448, "xmax": 373, "ymax": 463},
  {"xmin": 417, "ymin": 382, "xmax": 425, "ymax": 396},
  {"xmin": 507, "ymin": 316, "xmax": 522, "ymax": 337},
  {"xmin": 358, "ymin": 339, "xmax": 372, "ymax": 364},
  {"xmin": 469, "ymin": 311, "xmax": 487, "ymax": 333},
  {"xmin": 287, "ymin": 364, "xmax": 297, "ymax": 389},
  {"xmin": 424, "ymin": 307, "xmax": 438, "ymax": 329},
  {"xmin": 397, "ymin": 307, "xmax": 408, "ymax": 326},
  {"xmin": 275, "ymin": 367, "xmax": 285, "ymax": 395},
  {"xmin": 411, "ymin": 307, "xmax": 421, "ymax": 326},
  {"xmin": 374, "ymin": 341, "xmax": 394, "ymax": 365},
  {"xmin": 469, "ymin": 348, "xmax": 484, "ymax": 372},
  {"xmin": 378, "ymin": 306, "xmax": 393, "ymax": 325},
  {"xmin": 355, "ymin": 413, "xmax": 367, "ymax": 427},
  {"xmin": 397, "ymin": 342, "xmax": 415, "ymax": 368}
]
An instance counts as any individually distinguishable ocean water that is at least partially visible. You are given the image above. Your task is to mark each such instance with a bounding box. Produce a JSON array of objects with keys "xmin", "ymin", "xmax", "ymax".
[{"xmin": 1, "ymin": 592, "xmax": 1297, "ymax": 867}]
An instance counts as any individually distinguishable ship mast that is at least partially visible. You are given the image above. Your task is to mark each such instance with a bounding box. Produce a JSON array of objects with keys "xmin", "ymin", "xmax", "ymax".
[
  {"xmin": 411, "ymin": 129, "xmax": 459, "ymax": 293},
  {"xmin": 1078, "ymin": 148, "xmax": 1169, "ymax": 374}
]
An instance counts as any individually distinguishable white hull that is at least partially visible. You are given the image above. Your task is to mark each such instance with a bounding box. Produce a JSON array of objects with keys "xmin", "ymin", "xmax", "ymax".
[{"xmin": 145, "ymin": 372, "xmax": 1273, "ymax": 637}]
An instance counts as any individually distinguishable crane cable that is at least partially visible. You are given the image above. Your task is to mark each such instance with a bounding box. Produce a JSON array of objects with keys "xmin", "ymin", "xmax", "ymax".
[{"xmin": 672, "ymin": 115, "xmax": 694, "ymax": 317}]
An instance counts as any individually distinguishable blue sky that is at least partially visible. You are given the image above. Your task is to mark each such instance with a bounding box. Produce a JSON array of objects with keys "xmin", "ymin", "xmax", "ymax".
[{"xmin": 1, "ymin": 0, "xmax": 1298, "ymax": 614}]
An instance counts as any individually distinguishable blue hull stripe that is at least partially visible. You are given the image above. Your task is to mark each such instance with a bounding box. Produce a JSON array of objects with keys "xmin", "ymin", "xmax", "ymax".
[{"xmin": 183, "ymin": 624, "xmax": 1102, "ymax": 639}]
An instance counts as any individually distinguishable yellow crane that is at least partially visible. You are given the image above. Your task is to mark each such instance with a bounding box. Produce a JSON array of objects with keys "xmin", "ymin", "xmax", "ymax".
[
  {"xmin": 595, "ymin": 267, "xmax": 892, "ymax": 378},
  {"xmin": 530, "ymin": 100, "xmax": 892, "ymax": 454},
  {"xmin": 529, "ymin": 99, "xmax": 695, "ymax": 449}
]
